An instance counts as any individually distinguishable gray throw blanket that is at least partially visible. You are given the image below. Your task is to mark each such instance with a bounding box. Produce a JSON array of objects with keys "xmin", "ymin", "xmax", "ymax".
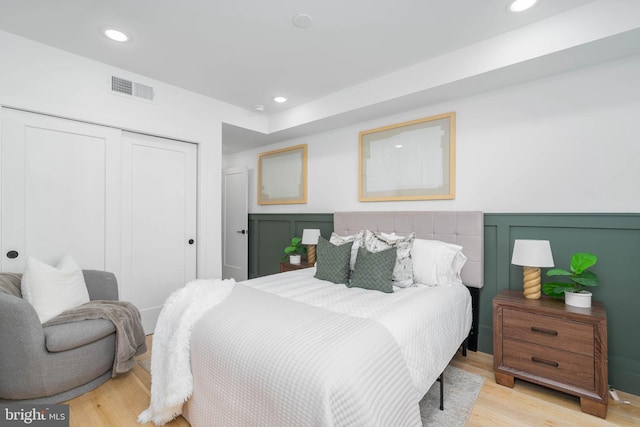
[
  {"xmin": 0, "ymin": 273, "xmax": 22, "ymax": 297},
  {"xmin": 44, "ymin": 300, "xmax": 147, "ymax": 376}
]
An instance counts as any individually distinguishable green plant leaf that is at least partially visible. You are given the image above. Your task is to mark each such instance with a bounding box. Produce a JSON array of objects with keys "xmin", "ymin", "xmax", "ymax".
[
  {"xmin": 291, "ymin": 237, "xmax": 302, "ymax": 246},
  {"xmin": 542, "ymin": 282, "xmax": 575, "ymax": 297},
  {"xmin": 570, "ymin": 252, "xmax": 598, "ymax": 274},
  {"xmin": 572, "ymin": 271, "xmax": 599, "ymax": 287},
  {"xmin": 546, "ymin": 268, "xmax": 571, "ymax": 277},
  {"xmin": 544, "ymin": 251, "xmax": 600, "ymax": 293}
]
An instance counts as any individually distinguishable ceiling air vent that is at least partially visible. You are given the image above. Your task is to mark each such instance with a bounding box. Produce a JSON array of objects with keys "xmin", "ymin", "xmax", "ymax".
[{"xmin": 111, "ymin": 76, "xmax": 155, "ymax": 101}]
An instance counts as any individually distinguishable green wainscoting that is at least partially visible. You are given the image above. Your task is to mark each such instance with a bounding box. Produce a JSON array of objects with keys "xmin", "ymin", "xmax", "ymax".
[
  {"xmin": 248, "ymin": 213, "xmax": 334, "ymax": 278},
  {"xmin": 483, "ymin": 213, "xmax": 640, "ymax": 396},
  {"xmin": 248, "ymin": 212, "xmax": 640, "ymax": 395}
]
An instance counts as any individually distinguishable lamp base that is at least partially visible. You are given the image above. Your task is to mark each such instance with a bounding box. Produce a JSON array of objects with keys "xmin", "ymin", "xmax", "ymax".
[
  {"xmin": 307, "ymin": 245, "xmax": 316, "ymax": 265},
  {"xmin": 523, "ymin": 266, "xmax": 541, "ymax": 299}
]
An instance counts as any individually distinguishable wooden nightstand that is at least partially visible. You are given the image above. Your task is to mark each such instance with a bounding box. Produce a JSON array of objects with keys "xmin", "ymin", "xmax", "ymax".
[
  {"xmin": 493, "ymin": 289, "xmax": 608, "ymax": 418},
  {"xmin": 280, "ymin": 261, "xmax": 313, "ymax": 272}
]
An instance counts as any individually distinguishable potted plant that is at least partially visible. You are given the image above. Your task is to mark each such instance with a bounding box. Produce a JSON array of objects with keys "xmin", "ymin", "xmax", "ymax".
[
  {"xmin": 542, "ymin": 252, "xmax": 599, "ymax": 308},
  {"xmin": 281, "ymin": 236, "xmax": 306, "ymax": 264}
]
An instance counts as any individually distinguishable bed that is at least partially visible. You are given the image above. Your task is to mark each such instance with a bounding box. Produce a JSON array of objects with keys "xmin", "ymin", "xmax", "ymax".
[{"xmin": 178, "ymin": 211, "xmax": 484, "ymax": 426}]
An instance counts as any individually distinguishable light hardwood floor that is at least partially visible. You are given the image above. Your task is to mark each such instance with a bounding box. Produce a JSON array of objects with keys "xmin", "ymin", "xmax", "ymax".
[
  {"xmin": 65, "ymin": 335, "xmax": 640, "ymax": 426},
  {"xmin": 449, "ymin": 352, "xmax": 640, "ymax": 426}
]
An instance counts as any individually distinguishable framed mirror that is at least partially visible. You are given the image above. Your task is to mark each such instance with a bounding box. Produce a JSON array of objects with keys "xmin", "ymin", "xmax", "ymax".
[
  {"xmin": 258, "ymin": 144, "xmax": 307, "ymax": 205},
  {"xmin": 359, "ymin": 112, "xmax": 455, "ymax": 202}
]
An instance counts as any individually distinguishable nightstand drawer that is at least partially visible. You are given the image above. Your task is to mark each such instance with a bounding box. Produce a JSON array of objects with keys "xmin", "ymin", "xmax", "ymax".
[
  {"xmin": 503, "ymin": 308, "xmax": 594, "ymax": 356},
  {"xmin": 503, "ymin": 338, "xmax": 595, "ymax": 391}
]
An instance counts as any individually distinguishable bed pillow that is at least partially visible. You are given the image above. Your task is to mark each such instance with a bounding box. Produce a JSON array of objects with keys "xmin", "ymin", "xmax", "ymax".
[
  {"xmin": 314, "ymin": 236, "xmax": 353, "ymax": 284},
  {"xmin": 21, "ymin": 255, "xmax": 90, "ymax": 323},
  {"xmin": 349, "ymin": 246, "xmax": 397, "ymax": 293},
  {"xmin": 329, "ymin": 230, "xmax": 364, "ymax": 274},
  {"xmin": 411, "ymin": 239, "xmax": 467, "ymax": 286},
  {"xmin": 364, "ymin": 230, "xmax": 415, "ymax": 287}
]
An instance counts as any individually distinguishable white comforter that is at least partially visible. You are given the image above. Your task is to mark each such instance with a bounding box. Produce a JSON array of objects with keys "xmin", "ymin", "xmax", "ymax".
[
  {"xmin": 246, "ymin": 268, "xmax": 473, "ymax": 397},
  {"xmin": 183, "ymin": 268, "xmax": 472, "ymax": 427}
]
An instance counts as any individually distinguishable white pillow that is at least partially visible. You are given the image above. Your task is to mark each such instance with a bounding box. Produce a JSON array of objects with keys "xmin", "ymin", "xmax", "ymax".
[
  {"xmin": 330, "ymin": 230, "xmax": 364, "ymax": 272},
  {"xmin": 21, "ymin": 255, "xmax": 90, "ymax": 323},
  {"xmin": 411, "ymin": 239, "xmax": 467, "ymax": 286},
  {"xmin": 450, "ymin": 251, "xmax": 467, "ymax": 284}
]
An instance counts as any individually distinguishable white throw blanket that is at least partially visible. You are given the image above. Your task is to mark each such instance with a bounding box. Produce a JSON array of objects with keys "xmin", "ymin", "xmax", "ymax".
[{"xmin": 138, "ymin": 278, "xmax": 235, "ymax": 426}]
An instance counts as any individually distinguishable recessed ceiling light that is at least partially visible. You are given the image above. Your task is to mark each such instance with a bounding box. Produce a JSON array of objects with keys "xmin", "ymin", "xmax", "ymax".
[
  {"xmin": 254, "ymin": 104, "xmax": 265, "ymax": 112},
  {"xmin": 273, "ymin": 96, "xmax": 287, "ymax": 103},
  {"xmin": 509, "ymin": 0, "xmax": 537, "ymax": 12},
  {"xmin": 104, "ymin": 28, "xmax": 129, "ymax": 42}
]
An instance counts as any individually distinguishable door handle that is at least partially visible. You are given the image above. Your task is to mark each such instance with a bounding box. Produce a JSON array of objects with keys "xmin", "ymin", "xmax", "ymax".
[
  {"xmin": 6, "ymin": 250, "xmax": 19, "ymax": 259},
  {"xmin": 188, "ymin": 239, "xmax": 195, "ymax": 245},
  {"xmin": 236, "ymin": 230, "xmax": 248, "ymax": 235}
]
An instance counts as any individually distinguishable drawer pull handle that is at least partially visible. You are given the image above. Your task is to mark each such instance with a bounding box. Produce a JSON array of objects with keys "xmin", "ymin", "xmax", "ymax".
[
  {"xmin": 530, "ymin": 326, "xmax": 558, "ymax": 336},
  {"xmin": 531, "ymin": 357, "xmax": 559, "ymax": 368}
]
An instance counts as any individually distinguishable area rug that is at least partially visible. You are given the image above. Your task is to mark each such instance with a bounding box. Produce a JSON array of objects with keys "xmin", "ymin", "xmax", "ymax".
[
  {"xmin": 137, "ymin": 359, "xmax": 483, "ymax": 426},
  {"xmin": 420, "ymin": 365, "xmax": 484, "ymax": 426}
]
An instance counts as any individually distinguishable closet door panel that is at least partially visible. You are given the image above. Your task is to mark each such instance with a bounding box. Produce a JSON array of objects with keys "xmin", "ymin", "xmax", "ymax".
[
  {"xmin": 1, "ymin": 108, "xmax": 121, "ymax": 275},
  {"xmin": 121, "ymin": 131, "xmax": 197, "ymax": 333}
]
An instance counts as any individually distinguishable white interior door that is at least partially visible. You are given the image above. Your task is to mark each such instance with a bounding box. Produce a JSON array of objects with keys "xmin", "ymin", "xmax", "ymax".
[
  {"xmin": 222, "ymin": 167, "xmax": 248, "ymax": 281},
  {"xmin": 0, "ymin": 108, "xmax": 121, "ymax": 275},
  {"xmin": 122, "ymin": 131, "xmax": 197, "ymax": 333}
]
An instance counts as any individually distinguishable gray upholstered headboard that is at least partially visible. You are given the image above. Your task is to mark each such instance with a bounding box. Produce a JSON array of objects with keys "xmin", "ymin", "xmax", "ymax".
[{"xmin": 333, "ymin": 211, "xmax": 484, "ymax": 289}]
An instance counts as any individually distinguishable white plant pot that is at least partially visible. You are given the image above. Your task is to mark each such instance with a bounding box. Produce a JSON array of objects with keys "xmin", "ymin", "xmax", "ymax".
[
  {"xmin": 564, "ymin": 290, "xmax": 592, "ymax": 308},
  {"xmin": 289, "ymin": 254, "xmax": 301, "ymax": 264}
]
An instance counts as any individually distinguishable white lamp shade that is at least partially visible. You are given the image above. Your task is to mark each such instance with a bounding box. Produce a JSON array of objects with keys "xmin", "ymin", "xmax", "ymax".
[
  {"xmin": 511, "ymin": 239, "xmax": 554, "ymax": 267},
  {"xmin": 301, "ymin": 229, "xmax": 321, "ymax": 245}
]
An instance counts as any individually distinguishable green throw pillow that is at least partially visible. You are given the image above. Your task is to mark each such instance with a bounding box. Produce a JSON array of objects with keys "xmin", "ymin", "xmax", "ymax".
[
  {"xmin": 315, "ymin": 236, "xmax": 353, "ymax": 284},
  {"xmin": 349, "ymin": 246, "xmax": 397, "ymax": 293}
]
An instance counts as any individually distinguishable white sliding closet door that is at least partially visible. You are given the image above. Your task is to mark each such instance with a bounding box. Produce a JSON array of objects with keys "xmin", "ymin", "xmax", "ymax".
[
  {"xmin": 0, "ymin": 108, "xmax": 121, "ymax": 275},
  {"xmin": 121, "ymin": 131, "xmax": 197, "ymax": 333}
]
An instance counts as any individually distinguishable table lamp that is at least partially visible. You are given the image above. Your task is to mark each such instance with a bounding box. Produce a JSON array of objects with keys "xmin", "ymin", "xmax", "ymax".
[
  {"xmin": 511, "ymin": 239, "xmax": 554, "ymax": 299},
  {"xmin": 301, "ymin": 229, "xmax": 321, "ymax": 265}
]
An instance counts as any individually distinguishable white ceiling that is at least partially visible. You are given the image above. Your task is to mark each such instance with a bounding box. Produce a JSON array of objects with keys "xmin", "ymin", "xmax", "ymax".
[{"xmin": 2, "ymin": 0, "xmax": 639, "ymax": 153}]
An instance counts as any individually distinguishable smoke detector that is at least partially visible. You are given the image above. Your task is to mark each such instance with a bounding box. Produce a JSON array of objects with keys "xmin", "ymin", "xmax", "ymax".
[{"xmin": 292, "ymin": 14, "xmax": 313, "ymax": 29}]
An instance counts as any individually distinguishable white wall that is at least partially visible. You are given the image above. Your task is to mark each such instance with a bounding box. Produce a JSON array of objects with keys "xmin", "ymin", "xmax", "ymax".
[
  {"xmin": 0, "ymin": 30, "xmax": 263, "ymax": 279},
  {"xmin": 225, "ymin": 54, "xmax": 640, "ymax": 214}
]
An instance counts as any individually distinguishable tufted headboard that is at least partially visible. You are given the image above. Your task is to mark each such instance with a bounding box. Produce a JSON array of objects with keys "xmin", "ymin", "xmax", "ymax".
[{"xmin": 333, "ymin": 211, "xmax": 484, "ymax": 289}]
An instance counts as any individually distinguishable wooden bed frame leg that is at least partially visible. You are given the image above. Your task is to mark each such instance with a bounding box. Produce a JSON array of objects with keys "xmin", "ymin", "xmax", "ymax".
[
  {"xmin": 462, "ymin": 338, "xmax": 468, "ymax": 357},
  {"xmin": 437, "ymin": 372, "xmax": 444, "ymax": 410}
]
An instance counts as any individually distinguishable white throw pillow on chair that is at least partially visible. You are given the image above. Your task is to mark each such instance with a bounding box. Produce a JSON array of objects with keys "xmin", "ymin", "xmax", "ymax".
[{"xmin": 21, "ymin": 255, "xmax": 90, "ymax": 323}]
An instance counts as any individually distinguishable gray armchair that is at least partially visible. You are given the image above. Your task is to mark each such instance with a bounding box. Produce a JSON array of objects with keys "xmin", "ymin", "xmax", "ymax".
[{"xmin": 0, "ymin": 270, "xmax": 121, "ymax": 403}]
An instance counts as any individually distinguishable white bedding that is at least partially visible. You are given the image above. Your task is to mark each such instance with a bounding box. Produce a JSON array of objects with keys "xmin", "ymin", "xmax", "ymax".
[
  {"xmin": 244, "ymin": 267, "xmax": 473, "ymax": 396},
  {"xmin": 183, "ymin": 268, "xmax": 472, "ymax": 427}
]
